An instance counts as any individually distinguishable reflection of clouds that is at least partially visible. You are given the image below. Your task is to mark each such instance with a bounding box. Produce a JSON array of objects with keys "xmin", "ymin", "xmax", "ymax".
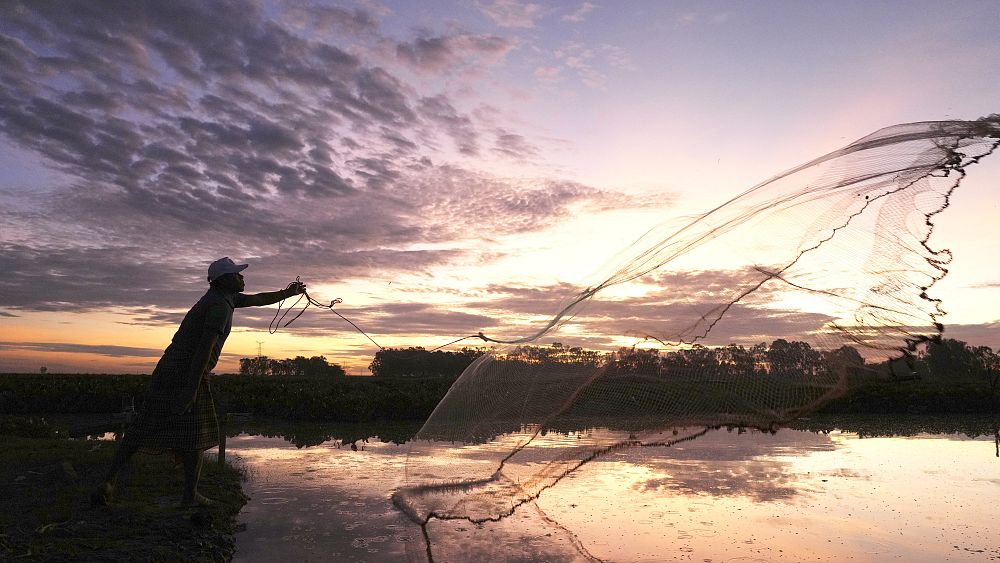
[
  {"xmin": 230, "ymin": 432, "xmax": 595, "ymax": 562},
  {"xmin": 635, "ymin": 459, "xmax": 798, "ymax": 502},
  {"xmin": 617, "ymin": 427, "xmax": 839, "ymax": 502},
  {"xmin": 404, "ymin": 428, "xmax": 644, "ymax": 467},
  {"xmin": 398, "ymin": 426, "xmax": 846, "ymax": 536},
  {"xmin": 826, "ymin": 467, "xmax": 869, "ymax": 480},
  {"xmin": 227, "ymin": 436, "xmax": 417, "ymax": 562},
  {"xmin": 403, "ymin": 426, "xmax": 840, "ymax": 482}
]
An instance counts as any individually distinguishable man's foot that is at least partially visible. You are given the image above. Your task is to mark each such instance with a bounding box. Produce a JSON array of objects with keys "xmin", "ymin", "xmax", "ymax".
[
  {"xmin": 90, "ymin": 481, "xmax": 114, "ymax": 507},
  {"xmin": 179, "ymin": 492, "xmax": 217, "ymax": 508}
]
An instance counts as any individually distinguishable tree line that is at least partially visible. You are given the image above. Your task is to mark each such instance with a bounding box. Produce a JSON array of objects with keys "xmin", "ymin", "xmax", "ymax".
[
  {"xmin": 368, "ymin": 347, "xmax": 486, "ymax": 378},
  {"xmin": 238, "ymin": 338, "xmax": 998, "ymax": 399},
  {"xmin": 238, "ymin": 355, "xmax": 346, "ymax": 377},
  {"xmin": 366, "ymin": 341, "xmax": 864, "ymax": 379},
  {"xmin": 364, "ymin": 339, "xmax": 998, "ymax": 395},
  {"xmin": 918, "ymin": 338, "xmax": 999, "ymax": 395}
]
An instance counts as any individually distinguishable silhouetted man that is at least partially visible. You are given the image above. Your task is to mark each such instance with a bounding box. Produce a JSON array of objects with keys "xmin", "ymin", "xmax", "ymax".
[{"xmin": 92, "ymin": 257, "xmax": 305, "ymax": 507}]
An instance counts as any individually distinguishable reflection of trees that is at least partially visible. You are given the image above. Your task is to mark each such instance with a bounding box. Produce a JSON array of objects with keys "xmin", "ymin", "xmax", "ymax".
[
  {"xmin": 789, "ymin": 413, "xmax": 1000, "ymax": 439},
  {"xmin": 227, "ymin": 418, "xmax": 423, "ymax": 448},
  {"xmin": 231, "ymin": 411, "xmax": 998, "ymax": 456},
  {"xmin": 228, "ymin": 414, "xmax": 999, "ymax": 448}
]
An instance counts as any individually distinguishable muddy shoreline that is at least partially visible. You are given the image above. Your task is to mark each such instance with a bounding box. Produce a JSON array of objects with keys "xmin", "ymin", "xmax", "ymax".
[{"xmin": 1, "ymin": 417, "xmax": 247, "ymax": 562}]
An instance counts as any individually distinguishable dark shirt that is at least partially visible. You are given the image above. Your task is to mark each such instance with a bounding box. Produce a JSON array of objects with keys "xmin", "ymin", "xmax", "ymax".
[{"xmin": 150, "ymin": 288, "xmax": 249, "ymax": 390}]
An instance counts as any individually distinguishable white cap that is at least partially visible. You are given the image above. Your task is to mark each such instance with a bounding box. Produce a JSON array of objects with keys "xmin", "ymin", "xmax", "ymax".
[{"xmin": 207, "ymin": 257, "xmax": 248, "ymax": 282}]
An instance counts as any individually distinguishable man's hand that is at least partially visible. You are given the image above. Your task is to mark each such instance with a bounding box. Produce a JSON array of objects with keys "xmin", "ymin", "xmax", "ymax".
[{"xmin": 288, "ymin": 280, "xmax": 307, "ymax": 295}]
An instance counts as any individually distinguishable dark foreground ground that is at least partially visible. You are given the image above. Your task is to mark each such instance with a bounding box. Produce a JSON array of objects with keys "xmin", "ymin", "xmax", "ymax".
[{"xmin": 1, "ymin": 421, "xmax": 246, "ymax": 562}]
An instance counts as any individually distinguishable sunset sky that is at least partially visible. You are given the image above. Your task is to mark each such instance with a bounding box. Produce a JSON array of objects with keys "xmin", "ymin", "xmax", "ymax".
[{"xmin": 1, "ymin": 0, "xmax": 998, "ymax": 374}]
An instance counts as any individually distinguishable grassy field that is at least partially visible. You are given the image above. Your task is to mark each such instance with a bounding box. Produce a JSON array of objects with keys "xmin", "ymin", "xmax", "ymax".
[
  {"xmin": 1, "ymin": 372, "xmax": 997, "ymax": 423},
  {"xmin": 0, "ymin": 373, "xmax": 454, "ymax": 421},
  {"xmin": 1, "ymin": 419, "xmax": 246, "ymax": 562}
]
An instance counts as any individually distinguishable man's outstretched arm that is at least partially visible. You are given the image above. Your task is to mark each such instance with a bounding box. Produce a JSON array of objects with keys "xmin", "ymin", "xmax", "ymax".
[{"xmin": 238, "ymin": 281, "xmax": 306, "ymax": 307}]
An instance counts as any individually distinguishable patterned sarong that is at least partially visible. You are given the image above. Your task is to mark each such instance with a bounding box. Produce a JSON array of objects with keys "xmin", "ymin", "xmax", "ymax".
[
  {"xmin": 117, "ymin": 288, "xmax": 235, "ymax": 452},
  {"xmin": 120, "ymin": 378, "xmax": 219, "ymax": 452}
]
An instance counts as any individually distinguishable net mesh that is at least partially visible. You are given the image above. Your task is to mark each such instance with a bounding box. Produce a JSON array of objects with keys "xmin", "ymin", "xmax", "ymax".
[{"xmin": 393, "ymin": 117, "xmax": 1000, "ymax": 555}]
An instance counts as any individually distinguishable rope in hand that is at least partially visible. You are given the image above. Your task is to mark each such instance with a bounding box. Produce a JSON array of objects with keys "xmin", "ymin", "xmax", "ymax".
[{"xmin": 269, "ymin": 276, "xmax": 493, "ymax": 352}]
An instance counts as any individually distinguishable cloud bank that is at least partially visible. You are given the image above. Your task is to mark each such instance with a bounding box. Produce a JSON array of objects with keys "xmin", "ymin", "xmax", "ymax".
[{"xmin": 0, "ymin": 1, "xmax": 635, "ymax": 323}]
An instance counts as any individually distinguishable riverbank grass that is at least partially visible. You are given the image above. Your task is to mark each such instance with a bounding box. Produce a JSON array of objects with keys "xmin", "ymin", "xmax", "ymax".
[{"xmin": 1, "ymin": 433, "xmax": 246, "ymax": 561}]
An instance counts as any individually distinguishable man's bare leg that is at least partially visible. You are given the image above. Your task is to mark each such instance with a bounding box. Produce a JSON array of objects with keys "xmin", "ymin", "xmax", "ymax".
[
  {"xmin": 91, "ymin": 441, "xmax": 139, "ymax": 506},
  {"xmin": 180, "ymin": 450, "xmax": 214, "ymax": 506}
]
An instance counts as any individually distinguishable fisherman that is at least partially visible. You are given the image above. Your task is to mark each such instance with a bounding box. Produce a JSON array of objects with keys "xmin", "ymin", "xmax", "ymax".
[{"xmin": 91, "ymin": 257, "xmax": 306, "ymax": 507}]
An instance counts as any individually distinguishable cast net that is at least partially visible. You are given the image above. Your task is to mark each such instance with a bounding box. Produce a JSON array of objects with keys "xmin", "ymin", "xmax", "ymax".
[{"xmin": 393, "ymin": 117, "xmax": 1000, "ymax": 558}]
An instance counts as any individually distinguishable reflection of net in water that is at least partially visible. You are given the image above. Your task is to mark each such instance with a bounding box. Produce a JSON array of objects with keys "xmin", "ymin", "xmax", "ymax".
[{"xmin": 394, "ymin": 117, "xmax": 1000, "ymax": 560}]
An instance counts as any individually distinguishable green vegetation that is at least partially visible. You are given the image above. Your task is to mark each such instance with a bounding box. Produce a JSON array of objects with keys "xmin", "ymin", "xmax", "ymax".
[
  {"xmin": 0, "ymin": 420, "xmax": 246, "ymax": 561},
  {"xmin": 215, "ymin": 374, "xmax": 452, "ymax": 420},
  {"xmin": 0, "ymin": 373, "xmax": 454, "ymax": 421},
  {"xmin": 2, "ymin": 339, "xmax": 997, "ymax": 422},
  {"xmin": 820, "ymin": 378, "xmax": 997, "ymax": 414},
  {"xmin": 0, "ymin": 374, "xmax": 149, "ymax": 414}
]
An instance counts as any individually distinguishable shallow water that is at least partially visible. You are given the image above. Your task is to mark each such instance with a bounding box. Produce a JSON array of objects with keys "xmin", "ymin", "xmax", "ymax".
[
  {"xmin": 227, "ymin": 420, "xmax": 999, "ymax": 562},
  {"xmin": 226, "ymin": 435, "xmax": 417, "ymax": 562}
]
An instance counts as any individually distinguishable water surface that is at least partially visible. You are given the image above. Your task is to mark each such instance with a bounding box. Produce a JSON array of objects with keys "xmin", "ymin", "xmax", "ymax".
[{"xmin": 227, "ymin": 418, "xmax": 999, "ymax": 562}]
